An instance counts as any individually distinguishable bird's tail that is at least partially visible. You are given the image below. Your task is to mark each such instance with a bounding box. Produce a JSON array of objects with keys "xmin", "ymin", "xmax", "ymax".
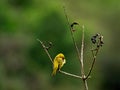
[{"xmin": 52, "ymin": 68, "xmax": 57, "ymax": 76}]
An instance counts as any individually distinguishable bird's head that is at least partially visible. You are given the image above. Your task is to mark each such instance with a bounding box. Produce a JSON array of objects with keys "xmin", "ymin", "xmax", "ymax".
[{"xmin": 56, "ymin": 53, "xmax": 66, "ymax": 64}]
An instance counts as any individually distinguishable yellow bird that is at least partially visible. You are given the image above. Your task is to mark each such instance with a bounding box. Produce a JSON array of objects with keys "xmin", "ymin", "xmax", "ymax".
[{"xmin": 52, "ymin": 53, "xmax": 66, "ymax": 76}]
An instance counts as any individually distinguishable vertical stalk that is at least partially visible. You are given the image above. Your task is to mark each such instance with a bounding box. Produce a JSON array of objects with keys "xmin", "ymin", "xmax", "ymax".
[
  {"xmin": 63, "ymin": 6, "xmax": 82, "ymax": 69},
  {"xmin": 80, "ymin": 25, "xmax": 88, "ymax": 90},
  {"xmin": 83, "ymin": 79, "xmax": 88, "ymax": 90},
  {"xmin": 80, "ymin": 25, "xmax": 85, "ymax": 76}
]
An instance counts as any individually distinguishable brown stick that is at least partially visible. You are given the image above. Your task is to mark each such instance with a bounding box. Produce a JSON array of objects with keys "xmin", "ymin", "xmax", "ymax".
[
  {"xmin": 37, "ymin": 39, "xmax": 53, "ymax": 64},
  {"xmin": 80, "ymin": 25, "xmax": 88, "ymax": 90},
  {"xmin": 37, "ymin": 39, "xmax": 82, "ymax": 79},
  {"xmin": 85, "ymin": 47, "xmax": 100, "ymax": 80},
  {"xmin": 63, "ymin": 6, "xmax": 81, "ymax": 66},
  {"xmin": 63, "ymin": 6, "xmax": 88, "ymax": 90}
]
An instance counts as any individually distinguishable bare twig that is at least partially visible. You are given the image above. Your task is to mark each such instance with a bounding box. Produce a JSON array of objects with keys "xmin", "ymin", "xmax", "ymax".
[
  {"xmin": 85, "ymin": 34, "xmax": 104, "ymax": 80},
  {"xmin": 85, "ymin": 47, "xmax": 100, "ymax": 80},
  {"xmin": 80, "ymin": 25, "xmax": 88, "ymax": 90},
  {"xmin": 83, "ymin": 80, "xmax": 88, "ymax": 90},
  {"xmin": 63, "ymin": 6, "xmax": 81, "ymax": 65},
  {"xmin": 38, "ymin": 4, "xmax": 103, "ymax": 90},
  {"xmin": 80, "ymin": 25, "xmax": 85, "ymax": 77},
  {"xmin": 59, "ymin": 70, "xmax": 82, "ymax": 79},
  {"xmin": 63, "ymin": 6, "xmax": 89, "ymax": 90},
  {"xmin": 37, "ymin": 39, "xmax": 53, "ymax": 64},
  {"xmin": 37, "ymin": 39, "xmax": 82, "ymax": 79}
]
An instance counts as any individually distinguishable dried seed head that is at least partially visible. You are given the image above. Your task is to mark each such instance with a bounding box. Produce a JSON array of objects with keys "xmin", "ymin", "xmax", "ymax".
[
  {"xmin": 91, "ymin": 33, "xmax": 104, "ymax": 47},
  {"xmin": 99, "ymin": 35, "xmax": 104, "ymax": 47},
  {"xmin": 71, "ymin": 22, "xmax": 79, "ymax": 28}
]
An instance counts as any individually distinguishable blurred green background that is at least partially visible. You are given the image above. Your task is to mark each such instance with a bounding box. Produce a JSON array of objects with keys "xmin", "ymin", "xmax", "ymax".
[{"xmin": 0, "ymin": 0, "xmax": 120, "ymax": 90}]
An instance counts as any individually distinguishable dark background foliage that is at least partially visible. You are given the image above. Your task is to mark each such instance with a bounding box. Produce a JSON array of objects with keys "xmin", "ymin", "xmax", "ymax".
[{"xmin": 0, "ymin": 0, "xmax": 120, "ymax": 90}]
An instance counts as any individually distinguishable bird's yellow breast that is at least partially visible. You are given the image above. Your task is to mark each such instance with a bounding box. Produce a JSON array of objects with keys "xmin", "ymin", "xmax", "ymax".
[{"xmin": 52, "ymin": 53, "xmax": 66, "ymax": 75}]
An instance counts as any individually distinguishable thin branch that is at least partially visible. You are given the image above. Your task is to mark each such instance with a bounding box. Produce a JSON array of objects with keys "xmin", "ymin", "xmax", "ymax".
[
  {"xmin": 63, "ymin": 6, "xmax": 71, "ymax": 30},
  {"xmin": 85, "ymin": 33, "xmax": 104, "ymax": 80},
  {"xmin": 85, "ymin": 47, "xmax": 100, "ymax": 80},
  {"xmin": 37, "ymin": 39, "xmax": 82, "ymax": 79},
  {"xmin": 37, "ymin": 39, "xmax": 53, "ymax": 64},
  {"xmin": 59, "ymin": 70, "xmax": 82, "ymax": 79},
  {"xmin": 80, "ymin": 25, "xmax": 85, "ymax": 77},
  {"xmin": 85, "ymin": 34, "xmax": 103, "ymax": 80},
  {"xmin": 63, "ymin": 6, "xmax": 81, "ymax": 68},
  {"xmin": 63, "ymin": 6, "xmax": 88, "ymax": 90},
  {"xmin": 83, "ymin": 80, "xmax": 88, "ymax": 90},
  {"xmin": 80, "ymin": 25, "xmax": 88, "ymax": 90}
]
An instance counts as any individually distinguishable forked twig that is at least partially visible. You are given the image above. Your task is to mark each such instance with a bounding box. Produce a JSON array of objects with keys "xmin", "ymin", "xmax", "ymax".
[
  {"xmin": 38, "ymin": 4, "xmax": 103, "ymax": 90},
  {"xmin": 37, "ymin": 39, "xmax": 82, "ymax": 79},
  {"xmin": 37, "ymin": 39, "xmax": 53, "ymax": 64},
  {"xmin": 63, "ymin": 6, "xmax": 81, "ymax": 66},
  {"xmin": 85, "ymin": 34, "xmax": 104, "ymax": 80},
  {"xmin": 85, "ymin": 48, "xmax": 99, "ymax": 80},
  {"xmin": 63, "ymin": 6, "xmax": 88, "ymax": 90}
]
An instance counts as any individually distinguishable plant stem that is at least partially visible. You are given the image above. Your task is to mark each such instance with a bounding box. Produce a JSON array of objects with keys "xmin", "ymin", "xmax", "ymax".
[
  {"xmin": 83, "ymin": 79, "xmax": 88, "ymax": 90},
  {"xmin": 80, "ymin": 25, "xmax": 85, "ymax": 77},
  {"xmin": 85, "ymin": 47, "xmax": 100, "ymax": 80},
  {"xmin": 59, "ymin": 70, "xmax": 82, "ymax": 79},
  {"xmin": 37, "ymin": 39, "xmax": 53, "ymax": 64},
  {"xmin": 63, "ymin": 6, "xmax": 88, "ymax": 90},
  {"xmin": 63, "ymin": 6, "xmax": 81, "ymax": 68},
  {"xmin": 80, "ymin": 25, "xmax": 88, "ymax": 90},
  {"xmin": 37, "ymin": 39, "xmax": 82, "ymax": 79}
]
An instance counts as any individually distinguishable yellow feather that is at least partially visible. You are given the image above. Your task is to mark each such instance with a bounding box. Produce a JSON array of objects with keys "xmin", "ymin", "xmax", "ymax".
[
  {"xmin": 52, "ymin": 60, "xmax": 58, "ymax": 76},
  {"xmin": 52, "ymin": 53, "xmax": 66, "ymax": 76}
]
